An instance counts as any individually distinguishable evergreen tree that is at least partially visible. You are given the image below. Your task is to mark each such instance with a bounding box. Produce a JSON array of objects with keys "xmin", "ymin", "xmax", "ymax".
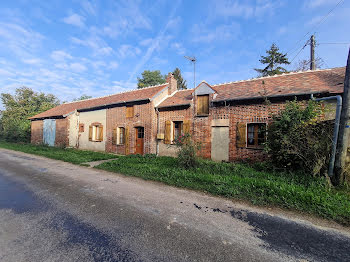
[
  {"xmin": 255, "ymin": 43, "xmax": 290, "ymax": 77},
  {"xmin": 137, "ymin": 70, "xmax": 166, "ymax": 89},
  {"xmin": 73, "ymin": 94, "xmax": 92, "ymax": 101},
  {"xmin": 172, "ymin": 68, "xmax": 187, "ymax": 90}
]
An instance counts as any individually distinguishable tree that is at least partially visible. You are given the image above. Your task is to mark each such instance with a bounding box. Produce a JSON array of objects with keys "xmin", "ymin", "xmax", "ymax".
[
  {"xmin": 295, "ymin": 58, "xmax": 324, "ymax": 71},
  {"xmin": 255, "ymin": 43, "xmax": 290, "ymax": 77},
  {"xmin": 0, "ymin": 87, "xmax": 60, "ymax": 142},
  {"xmin": 137, "ymin": 70, "xmax": 166, "ymax": 89},
  {"xmin": 73, "ymin": 94, "xmax": 92, "ymax": 101},
  {"xmin": 173, "ymin": 68, "xmax": 187, "ymax": 90}
]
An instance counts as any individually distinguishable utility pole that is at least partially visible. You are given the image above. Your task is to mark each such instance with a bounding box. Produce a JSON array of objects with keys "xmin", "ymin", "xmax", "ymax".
[
  {"xmin": 334, "ymin": 48, "xmax": 350, "ymax": 185},
  {"xmin": 310, "ymin": 35, "xmax": 316, "ymax": 70}
]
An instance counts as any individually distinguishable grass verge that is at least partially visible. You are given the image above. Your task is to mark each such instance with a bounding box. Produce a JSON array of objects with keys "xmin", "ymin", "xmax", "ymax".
[
  {"xmin": 96, "ymin": 154, "xmax": 350, "ymax": 225},
  {"xmin": 0, "ymin": 141, "xmax": 117, "ymax": 164}
]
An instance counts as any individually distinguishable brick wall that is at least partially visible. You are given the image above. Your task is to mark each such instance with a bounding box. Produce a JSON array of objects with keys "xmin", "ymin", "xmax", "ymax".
[
  {"xmin": 31, "ymin": 120, "xmax": 43, "ymax": 144},
  {"xmin": 55, "ymin": 118, "xmax": 68, "ymax": 147},
  {"xmin": 105, "ymin": 102, "xmax": 156, "ymax": 155}
]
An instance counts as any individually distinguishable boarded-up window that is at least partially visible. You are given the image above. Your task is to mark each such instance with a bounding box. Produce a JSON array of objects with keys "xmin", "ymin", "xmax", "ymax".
[
  {"xmin": 197, "ymin": 95, "xmax": 209, "ymax": 115},
  {"xmin": 126, "ymin": 106, "xmax": 134, "ymax": 118},
  {"xmin": 236, "ymin": 123, "xmax": 246, "ymax": 148},
  {"xmin": 79, "ymin": 123, "xmax": 84, "ymax": 132},
  {"xmin": 247, "ymin": 123, "xmax": 266, "ymax": 148},
  {"xmin": 164, "ymin": 121, "xmax": 171, "ymax": 144},
  {"xmin": 118, "ymin": 127, "xmax": 125, "ymax": 144}
]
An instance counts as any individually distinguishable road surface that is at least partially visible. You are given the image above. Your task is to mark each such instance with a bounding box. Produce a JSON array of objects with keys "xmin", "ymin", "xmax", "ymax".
[{"xmin": 0, "ymin": 148, "xmax": 350, "ymax": 262}]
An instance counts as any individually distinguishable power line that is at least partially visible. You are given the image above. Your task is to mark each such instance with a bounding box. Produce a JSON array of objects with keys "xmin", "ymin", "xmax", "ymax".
[
  {"xmin": 318, "ymin": 42, "xmax": 350, "ymax": 45},
  {"xmin": 285, "ymin": 0, "xmax": 345, "ymax": 56},
  {"xmin": 290, "ymin": 40, "xmax": 309, "ymax": 63}
]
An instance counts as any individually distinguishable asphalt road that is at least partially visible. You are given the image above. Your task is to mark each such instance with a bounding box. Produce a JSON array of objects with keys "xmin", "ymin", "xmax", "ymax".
[{"xmin": 1, "ymin": 148, "xmax": 350, "ymax": 262}]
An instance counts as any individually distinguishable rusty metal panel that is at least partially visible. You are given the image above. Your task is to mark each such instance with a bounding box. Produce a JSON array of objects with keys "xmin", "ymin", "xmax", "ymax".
[{"xmin": 43, "ymin": 119, "xmax": 56, "ymax": 146}]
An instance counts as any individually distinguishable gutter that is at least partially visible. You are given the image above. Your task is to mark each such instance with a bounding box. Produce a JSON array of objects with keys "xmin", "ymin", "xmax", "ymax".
[{"xmin": 311, "ymin": 94, "xmax": 342, "ymax": 177}]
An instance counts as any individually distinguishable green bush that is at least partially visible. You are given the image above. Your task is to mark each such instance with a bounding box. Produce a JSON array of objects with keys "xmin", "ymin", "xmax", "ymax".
[
  {"xmin": 265, "ymin": 100, "xmax": 333, "ymax": 176},
  {"xmin": 173, "ymin": 133, "xmax": 201, "ymax": 168}
]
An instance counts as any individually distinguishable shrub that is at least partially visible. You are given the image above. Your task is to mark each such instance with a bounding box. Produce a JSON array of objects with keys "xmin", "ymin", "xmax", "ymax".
[
  {"xmin": 265, "ymin": 100, "xmax": 333, "ymax": 176},
  {"xmin": 173, "ymin": 133, "xmax": 201, "ymax": 168}
]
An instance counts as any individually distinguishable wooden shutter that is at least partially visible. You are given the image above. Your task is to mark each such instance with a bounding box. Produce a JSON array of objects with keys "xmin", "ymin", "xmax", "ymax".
[
  {"xmin": 98, "ymin": 126, "xmax": 103, "ymax": 141},
  {"xmin": 183, "ymin": 120, "xmax": 191, "ymax": 134},
  {"xmin": 197, "ymin": 95, "xmax": 209, "ymax": 115},
  {"xmin": 112, "ymin": 128, "xmax": 117, "ymax": 145},
  {"xmin": 88, "ymin": 125, "xmax": 93, "ymax": 141},
  {"xmin": 125, "ymin": 126, "xmax": 130, "ymax": 155},
  {"xmin": 164, "ymin": 121, "xmax": 171, "ymax": 144},
  {"xmin": 126, "ymin": 106, "xmax": 134, "ymax": 118},
  {"xmin": 236, "ymin": 123, "xmax": 246, "ymax": 148}
]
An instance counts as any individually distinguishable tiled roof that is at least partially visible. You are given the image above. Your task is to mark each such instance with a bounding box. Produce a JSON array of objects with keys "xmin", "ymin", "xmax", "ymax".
[
  {"xmin": 157, "ymin": 90, "xmax": 193, "ymax": 108},
  {"xmin": 30, "ymin": 84, "xmax": 168, "ymax": 119},
  {"xmin": 212, "ymin": 67, "xmax": 345, "ymax": 102},
  {"xmin": 157, "ymin": 67, "xmax": 345, "ymax": 108}
]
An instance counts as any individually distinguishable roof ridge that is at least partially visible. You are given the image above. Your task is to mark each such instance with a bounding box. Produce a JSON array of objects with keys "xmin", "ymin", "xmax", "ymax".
[
  {"xmin": 63, "ymin": 83, "xmax": 168, "ymax": 105},
  {"xmin": 211, "ymin": 67, "xmax": 345, "ymax": 87}
]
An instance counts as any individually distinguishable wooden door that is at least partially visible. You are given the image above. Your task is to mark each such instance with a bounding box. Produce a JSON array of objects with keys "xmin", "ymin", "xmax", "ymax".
[{"xmin": 135, "ymin": 127, "xmax": 144, "ymax": 155}]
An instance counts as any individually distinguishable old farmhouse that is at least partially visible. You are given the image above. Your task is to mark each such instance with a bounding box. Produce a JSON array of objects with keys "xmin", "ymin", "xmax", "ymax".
[{"xmin": 30, "ymin": 67, "xmax": 346, "ymax": 162}]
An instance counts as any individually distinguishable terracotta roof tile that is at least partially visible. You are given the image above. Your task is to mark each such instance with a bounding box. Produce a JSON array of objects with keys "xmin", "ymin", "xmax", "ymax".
[
  {"xmin": 212, "ymin": 67, "xmax": 345, "ymax": 101},
  {"xmin": 30, "ymin": 84, "xmax": 168, "ymax": 119},
  {"xmin": 157, "ymin": 90, "xmax": 193, "ymax": 108}
]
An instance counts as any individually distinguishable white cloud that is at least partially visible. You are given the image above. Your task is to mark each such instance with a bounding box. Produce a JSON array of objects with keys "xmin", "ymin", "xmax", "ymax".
[
  {"xmin": 108, "ymin": 61, "xmax": 119, "ymax": 69},
  {"xmin": 140, "ymin": 38, "xmax": 153, "ymax": 46},
  {"xmin": 71, "ymin": 36, "xmax": 114, "ymax": 56},
  {"xmin": 304, "ymin": 0, "xmax": 338, "ymax": 9},
  {"xmin": 70, "ymin": 62, "xmax": 87, "ymax": 72},
  {"xmin": 117, "ymin": 45, "xmax": 141, "ymax": 58},
  {"xmin": 81, "ymin": 1, "xmax": 97, "ymax": 16},
  {"xmin": 171, "ymin": 42, "xmax": 186, "ymax": 55},
  {"xmin": 212, "ymin": 0, "xmax": 279, "ymax": 19},
  {"xmin": 191, "ymin": 22, "xmax": 241, "ymax": 43},
  {"xmin": 22, "ymin": 58, "xmax": 42, "ymax": 65},
  {"xmin": 63, "ymin": 13, "xmax": 85, "ymax": 28},
  {"xmin": 51, "ymin": 50, "xmax": 73, "ymax": 61}
]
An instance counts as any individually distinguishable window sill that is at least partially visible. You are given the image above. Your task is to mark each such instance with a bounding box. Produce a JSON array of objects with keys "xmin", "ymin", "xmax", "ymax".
[
  {"xmin": 246, "ymin": 146, "xmax": 264, "ymax": 150},
  {"xmin": 91, "ymin": 140, "xmax": 103, "ymax": 143},
  {"xmin": 116, "ymin": 144, "xmax": 125, "ymax": 146},
  {"xmin": 196, "ymin": 114, "xmax": 209, "ymax": 117}
]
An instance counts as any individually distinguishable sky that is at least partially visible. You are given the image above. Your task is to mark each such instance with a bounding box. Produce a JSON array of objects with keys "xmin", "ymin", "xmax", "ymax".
[{"xmin": 0, "ymin": 0, "xmax": 349, "ymax": 108}]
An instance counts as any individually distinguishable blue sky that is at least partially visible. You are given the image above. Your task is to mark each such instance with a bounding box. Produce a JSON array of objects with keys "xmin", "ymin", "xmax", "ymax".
[{"xmin": 0, "ymin": 0, "xmax": 349, "ymax": 107}]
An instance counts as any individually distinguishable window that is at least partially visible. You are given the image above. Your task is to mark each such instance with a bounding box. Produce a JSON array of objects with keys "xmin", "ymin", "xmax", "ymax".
[
  {"xmin": 118, "ymin": 127, "xmax": 125, "ymax": 145},
  {"xmin": 126, "ymin": 105, "xmax": 134, "ymax": 118},
  {"xmin": 89, "ymin": 124, "xmax": 103, "ymax": 142},
  {"xmin": 247, "ymin": 123, "xmax": 266, "ymax": 147},
  {"xmin": 137, "ymin": 127, "xmax": 144, "ymax": 138},
  {"xmin": 197, "ymin": 95, "xmax": 209, "ymax": 115},
  {"xmin": 173, "ymin": 121, "xmax": 183, "ymax": 141},
  {"xmin": 79, "ymin": 123, "xmax": 84, "ymax": 132}
]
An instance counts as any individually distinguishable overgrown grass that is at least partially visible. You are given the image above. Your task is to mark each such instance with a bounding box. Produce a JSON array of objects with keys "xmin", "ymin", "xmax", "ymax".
[
  {"xmin": 0, "ymin": 141, "xmax": 117, "ymax": 164},
  {"xmin": 96, "ymin": 154, "xmax": 350, "ymax": 225}
]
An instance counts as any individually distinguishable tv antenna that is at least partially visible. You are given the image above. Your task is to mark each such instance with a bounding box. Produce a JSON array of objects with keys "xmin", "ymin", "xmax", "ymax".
[{"xmin": 184, "ymin": 56, "xmax": 196, "ymax": 89}]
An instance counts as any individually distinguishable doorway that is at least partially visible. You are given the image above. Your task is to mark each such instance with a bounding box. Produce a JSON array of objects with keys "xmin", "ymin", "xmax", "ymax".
[
  {"xmin": 211, "ymin": 126, "xmax": 229, "ymax": 162},
  {"xmin": 135, "ymin": 127, "xmax": 144, "ymax": 155}
]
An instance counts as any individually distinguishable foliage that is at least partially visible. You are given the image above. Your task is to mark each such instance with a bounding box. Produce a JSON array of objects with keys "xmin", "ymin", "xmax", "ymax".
[
  {"xmin": 295, "ymin": 58, "xmax": 323, "ymax": 71},
  {"xmin": 73, "ymin": 94, "xmax": 92, "ymax": 101},
  {"xmin": 255, "ymin": 43, "xmax": 290, "ymax": 77},
  {"xmin": 265, "ymin": 100, "xmax": 333, "ymax": 176},
  {"xmin": 173, "ymin": 133, "xmax": 201, "ymax": 168},
  {"xmin": 0, "ymin": 141, "xmax": 116, "ymax": 164},
  {"xmin": 172, "ymin": 67, "xmax": 187, "ymax": 90},
  {"xmin": 137, "ymin": 70, "xmax": 166, "ymax": 89},
  {"xmin": 96, "ymin": 155, "xmax": 350, "ymax": 225},
  {"xmin": 0, "ymin": 87, "xmax": 60, "ymax": 142}
]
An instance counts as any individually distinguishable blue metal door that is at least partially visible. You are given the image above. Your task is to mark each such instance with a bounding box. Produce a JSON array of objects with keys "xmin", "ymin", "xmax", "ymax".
[{"xmin": 43, "ymin": 119, "xmax": 56, "ymax": 146}]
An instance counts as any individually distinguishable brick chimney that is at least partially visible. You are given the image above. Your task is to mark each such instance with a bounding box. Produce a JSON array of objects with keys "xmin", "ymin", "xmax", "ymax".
[{"xmin": 166, "ymin": 72, "xmax": 177, "ymax": 95}]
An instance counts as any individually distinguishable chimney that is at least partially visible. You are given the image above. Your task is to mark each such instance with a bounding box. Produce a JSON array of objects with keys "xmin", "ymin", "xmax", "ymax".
[{"xmin": 166, "ymin": 72, "xmax": 177, "ymax": 95}]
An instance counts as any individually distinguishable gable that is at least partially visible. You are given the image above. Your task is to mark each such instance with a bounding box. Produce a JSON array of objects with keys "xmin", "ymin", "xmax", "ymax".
[{"xmin": 195, "ymin": 82, "xmax": 215, "ymax": 95}]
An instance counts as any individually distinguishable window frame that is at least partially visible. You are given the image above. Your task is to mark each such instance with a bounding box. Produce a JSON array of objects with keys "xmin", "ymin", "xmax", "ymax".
[
  {"xmin": 117, "ymin": 127, "xmax": 125, "ymax": 145},
  {"xmin": 246, "ymin": 123, "xmax": 266, "ymax": 148},
  {"xmin": 90, "ymin": 123, "xmax": 103, "ymax": 142},
  {"xmin": 172, "ymin": 121, "xmax": 183, "ymax": 142}
]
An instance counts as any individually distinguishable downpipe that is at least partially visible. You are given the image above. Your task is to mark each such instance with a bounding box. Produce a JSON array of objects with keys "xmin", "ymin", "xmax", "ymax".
[
  {"xmin": 156, "ymin": 108, "xmax": 160, "ymax": 156},
  {"xmin": 311, "ymin": 94, "xmax": 342, "ymax": 177}
]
